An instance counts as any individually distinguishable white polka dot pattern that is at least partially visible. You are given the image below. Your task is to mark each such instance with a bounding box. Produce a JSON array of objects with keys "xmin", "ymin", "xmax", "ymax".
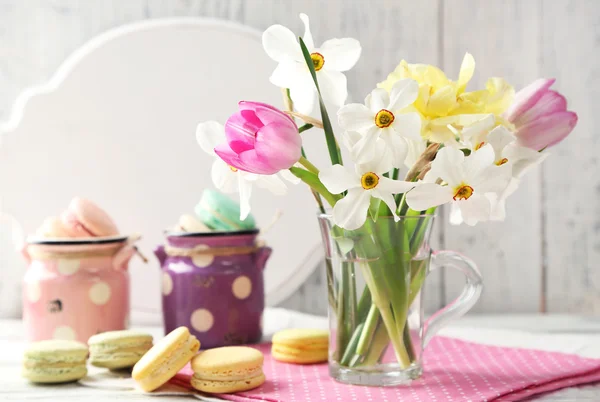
[
  {"xmin": 174, "ymin": 336, "xmax": 600, "ymax": 401},
  {"xmin": 231, "ymin": 275, "xmax": 252, "ymax": 299},
  {"xmin": 89, "ymin": 281, "xmax": 111, "ymax": 305},
  {"xmin": 161, "ymin": 272, "xmax": 173, "ymax": 295},
  {"xmin": 57, "ymin": 259, "xmax": 80, "ymax": 276},
  {"xmin": 26, "ymin": 281, "xmax": 41, "ymax": 302},
  {"xmin": 190, "ymin": 308, "xmax": 213, "ymax": 332},
  {"xmin": 191, "ymin": 245, "xmax": 214, "ymax": 268},
  {"xmin": 53, "ymin": 326, "xmax": 76, "ymax": 340}
]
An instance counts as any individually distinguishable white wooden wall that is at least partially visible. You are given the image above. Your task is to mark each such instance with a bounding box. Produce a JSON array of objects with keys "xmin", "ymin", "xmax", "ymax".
[{"xmin": 0, "ymin": 0, "xmax": 598, "ymax": 315}]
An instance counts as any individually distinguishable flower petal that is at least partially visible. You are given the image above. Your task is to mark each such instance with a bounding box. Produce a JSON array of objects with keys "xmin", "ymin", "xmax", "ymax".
[
  {"xmin": 270, "ymin": 60, "xmax": 312, "ymax": 89},
  {"xmin": 459, "ymin": 194, "xmax": 491, "ymax": 226},
  {"xmin": 290, "ymin": 85, "xmax": 317, "ymax": 115},
  {"xmin": 351, "ymin": 126, "xmax": 381, "ymax": 165},
  {"xmin": 211, "ymin": 159, "xmax": 237, "ymax": 193},
  {"xmin": 319, "ymin": 69, "xmax": 348, "ymax": 107},
  {"xmin": 474, "ymin": 163, "xmax": 512, "ymax": 194},
  {"xmin": 255, "ymin": 174, "xmax": 288, "ymax": 196},
  {"xmin": 428, "ymin": 146, "xmax": 464, "ymax": 187},
  {"xmin": 238, "ymin": 178, "xmax": 253, "ymax": 220},
  {"xmin": 332, "ymin": 188, "xmax": 371, "ymax": 230},
  {"xmin": 456, "ymin": 53, "xmax": 475, "ymax": 94},
  {"xmin": 406, "ymin": 183, "xmax": 452, "ymax": 211},
  {"xmin": 338, "ymin": 103, "xmax": 374, "ymax": 131},
  {"xmin": 253, "ymin": 122, "xmax": 302, "ymax": 171},
  {"xmin": 388, "ymin": 79, "xmax": 419, "ymax": 111},
  {"xmin": 427, "ymin": 85, "xmax": 457, "ymax": 116},
  {"xmin": 366, "ymin": 88, "xmax": 389, "ymax": 113},
  {"xmin": 262, "ymin": 24, "xmax": 302, "ymax": 63},
  {"xmin": 196, "ymin": 121, "xmax": 225, "ymax": 156},
  {"xmin": 486, "ymin": 126, "xmax": 516, "ymax": 161},
  {"xmin": 225, "ymin": 110, "xmax": 260, "ymax": 153},
  {"xmin": 371, "ymin": 189, "xmax": 400, "ymax": 220},
  {"xmin": 464, "ymin": 144, "xmax": 495, "ymax": 183},
  {"xmin": 516, "ymin": 111, "xmax": 578, "ymax": 150},
  {"xmin": 391, "ymin": 112, "xmax": 422, "ymax": 140},
  {"xmin": 279, "ymin": 168, "xmax": 302, "ymax": 184},
  {"xmin": 299, "ymin": 13, "xmax": 315, "ymax": 50},
  {"xmin": 376, "ymin": 130, "xmax": 408, "ymax": 169},
  {"xmin": 318, "ymin": 38, "xmax": 361, "ymax": 72},
  {"xmin": 504, "ymin": 144, "xmax": 548, "ymax": 178},
  {"xmin": 515, "ymin": 90, "xmax": 567, "ymax": 127},
  {"xmin": 319, "ymin": 164, "xmax": 358, "ymax": 194},
  {"xmin": 504, "ymin": 78, "xmax": 556, "ymax": 123},
  {"xmin": 377, "ymin": 177, "xmax": 417, "ymax": 194},
  {"xmin": 240, "ymin": 101, "xmax": 296, "ymax": 127},
  {"xmin": 214, "ymin": 143, "xmax": 250, "ymax": 172}
]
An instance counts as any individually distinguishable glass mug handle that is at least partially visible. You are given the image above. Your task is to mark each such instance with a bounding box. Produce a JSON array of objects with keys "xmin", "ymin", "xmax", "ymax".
[{"xmin": 422, "ymin": 250, "xmax": 483, "ymax": 348}]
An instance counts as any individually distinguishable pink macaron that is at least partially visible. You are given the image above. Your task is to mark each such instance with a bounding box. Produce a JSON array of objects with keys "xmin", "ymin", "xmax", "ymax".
[
  {"xmin": 60, "ymin": 197, "xmax": 119, "ymax": 238},
  {"xmin": 35, "ymin": 216, "xmax": 72, "ymax": 238}
]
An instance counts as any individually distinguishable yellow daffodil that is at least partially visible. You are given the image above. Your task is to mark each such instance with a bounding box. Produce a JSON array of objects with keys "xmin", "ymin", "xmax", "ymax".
[{"xmin": 378, "ymin": 53, "xmax": 515, "ymax": 143}]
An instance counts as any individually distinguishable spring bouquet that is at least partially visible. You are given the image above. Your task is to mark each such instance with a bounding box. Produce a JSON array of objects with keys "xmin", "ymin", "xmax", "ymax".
[{"xmin": 196, "ymin": 14, "xmax": 577, "ymax": 383}]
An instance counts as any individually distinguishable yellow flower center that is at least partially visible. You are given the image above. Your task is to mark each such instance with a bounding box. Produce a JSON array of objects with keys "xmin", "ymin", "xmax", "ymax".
[
  {"xmin": 474, "ymin": 141, "xmax": 486, "ymax": 151},
  {"xmin": 229, "ymin": 166, "xmax": 238, "ymax": 172},
  {"xmin": 496, "ymin": 158, "xmax": 508, "ymax": 166},
  {"xmin": 374, "ymin": 109, "xmax": 395, "ymax": 128},
  {"xmin": 310, "ymin": 52, "xmax": 325, "ymax": 71},
  {"xmin": 360, "ymin": 172, "xmax": 379, "ymax": 190},
  {"xmin": 453, "ymin": 184, "xmax": 474, "ymax": 201}
]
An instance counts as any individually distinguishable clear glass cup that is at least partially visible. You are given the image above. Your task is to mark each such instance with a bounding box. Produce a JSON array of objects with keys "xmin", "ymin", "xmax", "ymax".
[{"xmin": 318, "ymin": 214, "xmax": 483, "ymax": 386}]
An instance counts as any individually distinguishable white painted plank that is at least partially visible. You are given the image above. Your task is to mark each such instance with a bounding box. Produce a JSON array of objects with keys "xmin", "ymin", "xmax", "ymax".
[
  {"xmin": 442, "ymin": 0, "xmax": 543, "ymax": 313},
  {"xmin": 541, "ymin": 0, "xmax": 600, "ymax": 313}
]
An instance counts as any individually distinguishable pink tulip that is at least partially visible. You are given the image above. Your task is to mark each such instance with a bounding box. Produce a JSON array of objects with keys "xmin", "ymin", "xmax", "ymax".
[
  {"xmin": 214, "ymin": 101, "xmax": 302, "ymax": 175},
  {"xmin": 504, "ymin": 78, "xmax": 578, "ymax": 150}
]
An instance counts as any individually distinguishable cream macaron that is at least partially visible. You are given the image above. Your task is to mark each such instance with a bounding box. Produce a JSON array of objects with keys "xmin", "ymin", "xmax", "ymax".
[
  {"xmin": 22, "ymin": 340, "xmax": 88, "ymax": 383},
  {"xmin": 271, "ymin": 328, "xmax": 329, "ymax": 364},
  {"xmin": 132, "ymin": 327, "xmax": 199, "ymax": 392},
  {"xmin": 88, "ymin": 330, "xmax": 153, "ymax": 370},
  {"xmin": 190, "ymin": 346, "xmax": 265, "ymax": 394}
]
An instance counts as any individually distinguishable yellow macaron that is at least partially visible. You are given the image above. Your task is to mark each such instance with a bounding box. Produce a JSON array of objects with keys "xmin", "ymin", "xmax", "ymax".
[
  {"xmin": 132, "ymin": 327, "xmax": 200, "ymax": 392},
  {"xmin": 22, "ymin": 340, "xmax": 88, "ymax": 383},
  {"xmin": 190, "ymin": 346, "xmax": 265, "ymax": 393},
  {"xmin": 88, "ymin": 330, "xmax": 153, "ymax": 370},
  {"xmin": 271, "ymin": 328, "xmax": 328, "ymax": 364}
]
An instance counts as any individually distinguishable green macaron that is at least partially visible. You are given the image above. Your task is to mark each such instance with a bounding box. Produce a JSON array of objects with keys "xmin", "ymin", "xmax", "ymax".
[
  {"xmin": 22, "ymin": 340, "xmax": 88, "ymax": 383},
  {"xmin": 194, "ymin": 189, "xmax": 256, "ymax": 231},
  {"xmin": 88, "ymin": 330, "xmax": 153, "ymax": 370}
]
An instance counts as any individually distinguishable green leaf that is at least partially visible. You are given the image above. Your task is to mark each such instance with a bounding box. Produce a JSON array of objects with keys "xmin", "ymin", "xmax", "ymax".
[
  {"xmin": 289, "ymin": 166, "xmax": 339, "ymax": 207},
  {"xmin": 298, "ymin": 37, "xmax": 343, "ymax": 166}
]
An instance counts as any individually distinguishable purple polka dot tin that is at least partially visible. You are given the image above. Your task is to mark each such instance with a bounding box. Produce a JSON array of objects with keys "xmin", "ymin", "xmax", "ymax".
[{"xmin": 154, "ymin": 230, "xmax": 271, "ymax": 349}]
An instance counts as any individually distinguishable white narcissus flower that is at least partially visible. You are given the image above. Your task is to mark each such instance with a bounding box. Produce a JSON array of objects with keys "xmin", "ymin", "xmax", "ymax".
[
  {"xmin": 196, "ymin": 121, "xmax": 288, "ymax": 220},
  {"xmin": 338, "ymin": 79, "xmax": 422, "ymax": 167},
  {"xmin": 319, "ymin": 151, "xmax": 416, "ymax": 230},
  {"xmin": 262, "ymin": 13, "xmax": 361, "ymax": 115},
  {"xmin": 406, "ymin": 145, "xmax": 511, "ymax": 226}
]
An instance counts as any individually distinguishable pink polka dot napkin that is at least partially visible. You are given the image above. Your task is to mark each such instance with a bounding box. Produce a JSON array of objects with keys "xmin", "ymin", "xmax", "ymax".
[{"xmin": 172, "ymin": 337, "xmax": 600, "ymax": 402}]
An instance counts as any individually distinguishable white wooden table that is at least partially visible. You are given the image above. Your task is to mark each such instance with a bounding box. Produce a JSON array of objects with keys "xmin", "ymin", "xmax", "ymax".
[{"xmin": 1, "ymin": 309, "xmax": 599, "ymax": 401}]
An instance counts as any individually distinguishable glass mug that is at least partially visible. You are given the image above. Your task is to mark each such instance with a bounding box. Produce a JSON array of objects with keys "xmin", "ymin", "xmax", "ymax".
[{"xmin": 318, "ymin": 214, "xmax": 483, "ymax": 386}]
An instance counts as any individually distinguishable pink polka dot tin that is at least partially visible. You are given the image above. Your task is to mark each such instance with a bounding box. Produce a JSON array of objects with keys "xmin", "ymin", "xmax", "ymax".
[
  {"xmin": 22, "ymin": 236, "xmax": 137, "ymax": 343},
  {"xmin": 155, "ymin": 230, "xmax": 271, "ymax": 349}
]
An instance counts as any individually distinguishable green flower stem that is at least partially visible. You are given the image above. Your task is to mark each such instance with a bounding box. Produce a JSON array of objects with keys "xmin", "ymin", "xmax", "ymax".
[
  {"xmin": 299, "ymin": 37, "xmax": 343, "ymax": 166},
  {"xmin": 298, "ymin": 123, "xmax": 314, "ymax": 133},
  {"xmin": 298, "ymin": 156, "xmax": 320, "ymax": 174},
  {"xmin": 340, "ymin": 323, "xmax": 364, "ymax": 366},
  {"xmin": 360, "ymin": 318, "xmax": 390, "ymax": 366},
  {"xmin": 289, "ymin": 167, "xmax": 338, "ymax": 207},
  {"xmin": 355, "ymin": 304, "xmax": 379, "ymax": 356}
]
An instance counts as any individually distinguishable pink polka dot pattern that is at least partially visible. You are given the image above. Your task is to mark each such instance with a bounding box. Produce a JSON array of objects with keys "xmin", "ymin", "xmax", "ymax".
[{"xmin": 173, "ymin": 337, "xmax": 600, "ymax": 401}]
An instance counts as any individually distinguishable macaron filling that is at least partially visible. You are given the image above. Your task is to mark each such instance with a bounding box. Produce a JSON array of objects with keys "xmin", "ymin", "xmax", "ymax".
[
  {"xmin": 139, "ymin": 335, "xmax": 198, "ymax": 383},
  {"xmin": 192, "ymin": 366, "xmax": 264, "ymax": 381}
]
